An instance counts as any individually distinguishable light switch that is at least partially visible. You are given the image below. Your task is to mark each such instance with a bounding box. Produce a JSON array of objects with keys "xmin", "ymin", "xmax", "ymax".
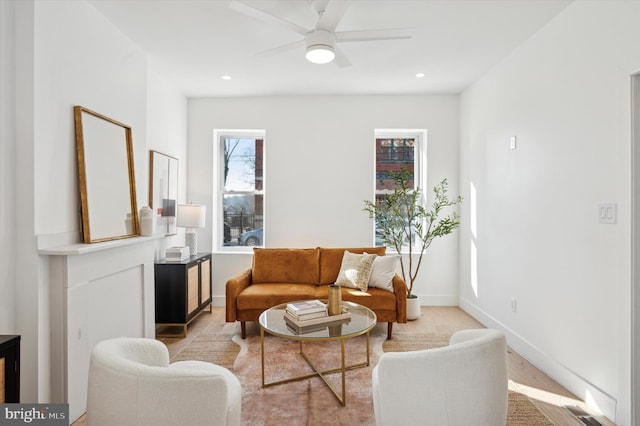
[{"xmin": 599, "ymin": 203, "xmax": 617, "ymax": 224}]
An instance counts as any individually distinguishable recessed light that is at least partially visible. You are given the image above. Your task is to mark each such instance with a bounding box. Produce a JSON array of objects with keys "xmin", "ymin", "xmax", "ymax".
[
  {"xmin": 415, "ymin": 73, "xmax": 425, "ymax": 78},
  {"xmin": 221, "ymin": 75, "xmax": 232, "ymax": 80}
]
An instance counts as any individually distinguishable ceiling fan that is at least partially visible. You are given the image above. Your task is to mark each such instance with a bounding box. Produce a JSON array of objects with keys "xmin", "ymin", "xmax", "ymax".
[{"xmin": 228, "ymin": 0, "xmax": 414, "ymax": 67}]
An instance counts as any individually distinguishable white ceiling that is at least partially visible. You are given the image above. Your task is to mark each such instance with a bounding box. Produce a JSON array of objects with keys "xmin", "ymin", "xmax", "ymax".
[{"xmin": 89, "ymin": 0, "xmax": 572, "ymax": 98}]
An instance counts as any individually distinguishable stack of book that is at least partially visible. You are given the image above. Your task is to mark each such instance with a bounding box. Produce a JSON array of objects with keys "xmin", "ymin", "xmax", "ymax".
[
  {"xmin": 283, "ymin": 300, "xmax": 351, "ymax": 334},
  {"xmin": 285, "ymin": 300, "xmax": 327, "ymax": 320},
  {"xmin": 165, "ymin": 246, "xmax": 190, "ymax": 262}
]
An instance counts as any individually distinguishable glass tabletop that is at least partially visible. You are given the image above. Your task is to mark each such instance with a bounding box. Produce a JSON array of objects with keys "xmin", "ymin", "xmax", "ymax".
[{"xmin": 259, "ymin": 301, "xmax": 377, "ymax": 340}]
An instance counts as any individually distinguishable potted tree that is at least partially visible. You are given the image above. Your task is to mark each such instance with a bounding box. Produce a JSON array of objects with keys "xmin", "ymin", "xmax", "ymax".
[{"xmin": 364, "ymin": 169, "xmax": 462, "ymax": 320}]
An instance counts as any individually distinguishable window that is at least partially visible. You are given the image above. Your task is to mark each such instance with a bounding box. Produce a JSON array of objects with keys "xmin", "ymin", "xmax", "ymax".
[
  {"xmin": 373, "ymin": 129, "xmax": 426, "ymax": 248},
  {"xmin": 214, "ymin": 130, "xmax": 265, "ymax": 250}
]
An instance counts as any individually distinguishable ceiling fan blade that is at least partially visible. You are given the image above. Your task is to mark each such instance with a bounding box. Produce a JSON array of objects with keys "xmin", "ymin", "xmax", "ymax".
[
  {"xmin": 333, "ymin": 45, "xmax": 351, "ymax": 68},
  {"xmin": 255, "ymin": 39, "xmax": 305, "ymax": 58},
  {"xmin": 335, "ymin": 27, "xmax": 414, "ymax": 43},
  {"xmin": 229, "ymin": 1, "xmax": 309, "ymax": 36},
  {"xmin": 317, "ymin": 0, "xmax": 350, "ymax": 32}
]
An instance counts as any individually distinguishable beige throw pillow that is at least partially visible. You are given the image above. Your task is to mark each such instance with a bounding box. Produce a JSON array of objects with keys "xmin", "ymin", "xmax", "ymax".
[
  {"xmin": 368, "ymin": 255, "xmax": 399, "ymax": 293},
  {"xmin": 335, "ymin": 250, "xmax": 377, "ymax": 292}
]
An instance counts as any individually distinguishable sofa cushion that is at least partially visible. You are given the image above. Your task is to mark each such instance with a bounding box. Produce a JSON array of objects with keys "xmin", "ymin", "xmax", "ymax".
[
  {"xmin": 252, "ymin": 248, "xmax": 320, "ymax": 284},
  {"xmin": 335, "ymin": 251, "xmax": 377, "ymax": 291},
  {"xmin": 237, "ymin": 283, "xmax": 318, "ymax": 310},
  {"xmin": 319, "ymin": 247, "xmax": 387, "ymax": 284}
]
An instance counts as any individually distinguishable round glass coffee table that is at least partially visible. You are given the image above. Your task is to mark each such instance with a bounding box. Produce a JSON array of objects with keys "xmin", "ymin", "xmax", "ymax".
[{"xmin": 258, "ymin": 300, "xmax": 377, "ymax": 406}]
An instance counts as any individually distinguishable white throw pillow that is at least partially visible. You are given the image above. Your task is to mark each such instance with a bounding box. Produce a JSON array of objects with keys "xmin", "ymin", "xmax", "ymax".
[
  {"xmin": 368, "ymin": 255, "xmax": 399, "ymax": 293},
  {"xmin": 335, "ymin": 251, "xmax": 377, "ymax": 292}
]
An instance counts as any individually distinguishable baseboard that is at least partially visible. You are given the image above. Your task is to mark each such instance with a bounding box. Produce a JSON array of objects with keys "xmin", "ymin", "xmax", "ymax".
[{"xmin": 458, "ymin": 296, "xmax": 617, "ymax": 422}]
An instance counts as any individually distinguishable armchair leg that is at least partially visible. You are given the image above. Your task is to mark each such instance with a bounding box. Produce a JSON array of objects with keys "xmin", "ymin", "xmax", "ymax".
[
  {"xmin": 241, "ymin": 321, "xmax": 246, "ymax": 339},
  {"xmin": 387, "ymin": 322, "xmax": 393, "ymax": 340}
]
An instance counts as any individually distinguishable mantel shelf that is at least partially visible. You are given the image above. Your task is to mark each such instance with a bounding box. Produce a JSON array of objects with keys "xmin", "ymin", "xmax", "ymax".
[{"xmin": 39, "ymin": 234, "xmax": 163, "ymax": 256}]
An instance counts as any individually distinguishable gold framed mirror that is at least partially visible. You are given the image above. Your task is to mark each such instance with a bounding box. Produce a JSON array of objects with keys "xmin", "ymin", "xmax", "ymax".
[
  {"xmin": 149, "ymin": 150, "xmax": 178, "ymax": 236},
  {"xmin": 74, "ymin": 106, "xmax": 139, "ymax": 243}
]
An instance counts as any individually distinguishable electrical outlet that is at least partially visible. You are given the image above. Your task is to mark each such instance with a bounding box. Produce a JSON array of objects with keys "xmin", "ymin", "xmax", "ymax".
[{"xmin": 510, "ymin": 136, "xmax": 517, "ymax": 150}]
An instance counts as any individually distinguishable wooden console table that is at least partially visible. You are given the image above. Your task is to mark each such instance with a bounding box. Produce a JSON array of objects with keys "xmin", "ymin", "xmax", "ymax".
[
  {"xmin": 0, "ymin": 335, "xmax": 20, "ymax": 403},
  {"xmin": 155, "ymin": 253, "xmax": 212, "ymax": 337}
]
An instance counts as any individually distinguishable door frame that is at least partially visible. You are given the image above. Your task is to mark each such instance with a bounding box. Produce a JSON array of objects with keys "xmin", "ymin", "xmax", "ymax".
[{"xmin": 631, "ymin": 72, "xmax": 640, "ymax": 426}]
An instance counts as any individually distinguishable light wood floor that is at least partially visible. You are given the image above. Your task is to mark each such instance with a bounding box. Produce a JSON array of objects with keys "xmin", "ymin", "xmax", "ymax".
[{"xmin": 73, "ymin": 306, "xmax": 616, "ymax": 426}]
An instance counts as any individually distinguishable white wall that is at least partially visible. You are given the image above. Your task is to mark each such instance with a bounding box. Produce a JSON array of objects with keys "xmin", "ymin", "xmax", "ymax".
[
  {"xmin": 187, "ymin": 95, "xmax": 460, "ymax": 305},
  {"xmin": 34, "ymin": 0, "xmax": 148, "ymax": 237},
  {"xmin": 0, "ymin": 0, "xmax": 16, "ymax": 333},
  {"xmin": 146, "ymin": 69, "xmax": 189, "ymax": 254},
  {"xmin": 459, "ymin": 2, "xmax": 640, "ymax": 424},
  {"xmin": 1, "ymin": 0, "xmax": 187, "ymax": 405}
]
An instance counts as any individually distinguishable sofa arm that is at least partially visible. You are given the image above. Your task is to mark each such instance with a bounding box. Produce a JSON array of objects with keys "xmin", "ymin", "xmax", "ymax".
[
  {"xmin": 392, "ymin": 274, "xmax": 407, "ymax": 323},
  {"xmin": 225, "ymin": 268, "xmax": 252, "ymax": 322}
]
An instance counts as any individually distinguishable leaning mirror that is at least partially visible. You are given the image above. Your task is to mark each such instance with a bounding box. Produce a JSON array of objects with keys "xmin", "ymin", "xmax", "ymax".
[
  {"xmin": 74, "ymin": 106, "xmax": 138, "ymax": 243},
  {"xmin": 149, "ymin": 150, "xmax": 178, "ymax": 236}
]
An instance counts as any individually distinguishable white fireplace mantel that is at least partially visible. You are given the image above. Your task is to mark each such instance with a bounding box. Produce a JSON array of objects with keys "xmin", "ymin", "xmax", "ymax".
[{"xmin": 40, "ymin": 234, "xmax": 161, "ymax": 423}]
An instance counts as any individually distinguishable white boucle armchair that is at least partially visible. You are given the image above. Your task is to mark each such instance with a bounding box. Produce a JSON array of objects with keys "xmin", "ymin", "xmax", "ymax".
[
  {"xmin": 372, "ymin": 328, "xmax": 508, "ymax": 426},
  {"xmin": 87, "ymin": 337, "xmax": 241, "ymax": 426}
]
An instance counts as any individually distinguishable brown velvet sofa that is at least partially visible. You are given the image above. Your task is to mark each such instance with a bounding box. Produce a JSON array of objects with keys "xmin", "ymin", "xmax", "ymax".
[{"xmin": 225, "ymin": 247, "xmax": 407, "ymax": 339}]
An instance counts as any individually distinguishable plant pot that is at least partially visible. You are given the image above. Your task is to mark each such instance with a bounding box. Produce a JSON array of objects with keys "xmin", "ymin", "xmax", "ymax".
[{"xmin": 406, "ymin": 295, "xmax": 421, "ymax": 320}]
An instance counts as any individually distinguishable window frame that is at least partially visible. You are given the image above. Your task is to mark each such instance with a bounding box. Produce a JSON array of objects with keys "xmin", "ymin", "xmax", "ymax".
[
  {"xmin": 373, "ymin": 129, "xmax": 427, "ymax": 252},
  {"xmin": 213, "ymin": 129, "xmax": 266, "ymax": 252}
]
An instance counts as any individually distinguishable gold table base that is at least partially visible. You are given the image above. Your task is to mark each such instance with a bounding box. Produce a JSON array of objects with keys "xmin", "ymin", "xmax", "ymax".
[{"xmin": 260, "ymin": 327, "xmax": 371, "ymax": 406}]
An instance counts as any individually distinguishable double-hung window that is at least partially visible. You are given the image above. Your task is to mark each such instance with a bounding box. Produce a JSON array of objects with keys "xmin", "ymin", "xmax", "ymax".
[
  {"xmin": 373, "ymin": 129, "xmax": 427, "ymax": 249},
  {"xmin": 213, "ymin": 130, "xmax": 265, "ymax": 250}
]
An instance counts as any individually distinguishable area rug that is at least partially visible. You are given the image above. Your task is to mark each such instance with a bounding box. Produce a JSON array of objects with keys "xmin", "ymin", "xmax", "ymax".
[
  {"xmin": 382, "ymin": 333, "xmax": 450, "ymax": 352},
  {"xmin": 229, "ymin": 331, "xmax": 554, "ymax": 425},
  {"xmin": 172, "ymin": 333, "xmax": 239, "ymax": 370},
  {"xmin": 171, "ymin": 330, "xmax": 554, "ymax": 425},
  {"xmin": 232, "ymin": 333, "xmax": 387, "ymax": 426},
  {"xmin": 507, "ymin": 391, "xmax": 554, "ymax": 426}
]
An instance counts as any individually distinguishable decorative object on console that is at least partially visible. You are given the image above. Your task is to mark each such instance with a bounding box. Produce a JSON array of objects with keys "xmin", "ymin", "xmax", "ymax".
[
  {"xmin": 178, "ymin": 204, "xmax": 206, "ymax": 256},
  {"xmin": 165, "ymin": 246, "xmax": 190, "ymax": 262},
  {"xmin": 149, "ymin": 150, "xmax": 178, "ymax": 236},
  {"xmin": 364, "ymin": 170, "xmax": 462, "ymax": 320}
]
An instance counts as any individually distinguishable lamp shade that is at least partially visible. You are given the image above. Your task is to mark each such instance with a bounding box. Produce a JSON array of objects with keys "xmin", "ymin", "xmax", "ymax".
[{"xmin": 177, "ymin": 204, "xmax": 206, "ymax": 228}]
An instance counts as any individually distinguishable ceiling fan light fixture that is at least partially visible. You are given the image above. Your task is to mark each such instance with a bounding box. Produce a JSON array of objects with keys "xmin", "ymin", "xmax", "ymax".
[{"xmin": 306, "ymin": 44, "xmax": 335, "ymax": 64}]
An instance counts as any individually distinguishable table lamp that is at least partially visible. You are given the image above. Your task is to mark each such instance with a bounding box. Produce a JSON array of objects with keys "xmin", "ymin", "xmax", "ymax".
[{"xmin": 177, "ymin": 204, "xmax": 206, "ymax": 256}]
